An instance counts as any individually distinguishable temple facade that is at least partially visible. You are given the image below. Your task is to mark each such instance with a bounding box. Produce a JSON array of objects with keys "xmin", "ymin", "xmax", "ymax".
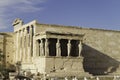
[
  {"xmin": 12, "ymin": 19, "xmax": 88, "ymax": 77},
  {"xmin": 0, "ymin": 18, "xmax": 120, "ymax": 77}
]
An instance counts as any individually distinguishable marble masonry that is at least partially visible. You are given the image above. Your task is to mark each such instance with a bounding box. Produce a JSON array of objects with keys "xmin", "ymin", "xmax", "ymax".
[{"xmin": 0, "ymin": 18, "xmax": 120, "ymax": 77}]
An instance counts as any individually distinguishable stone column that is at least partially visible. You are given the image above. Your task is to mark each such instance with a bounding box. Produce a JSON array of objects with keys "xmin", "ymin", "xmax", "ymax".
[
  {"xmin": 78, "ymin": 40, "xmax": 82, "ymax": 57},
  {"xmin": 27, "ymin": 26, "xmax": 33, "ymax": 62},
  {"xmin": 17, "ymin": 31, "xmax": 20, "ymax": 61},
  {"xmin": 23, "ymin": 28, "xmax": 27, "ymax": 62},
  {"xmin": 19, "ymin": 30, "xmax": 22, "ymax": 61},
  {"xmin": 14, "ymin": 32, "xmax": 16, "ymax": 62},
  {"xmin": 22, "ymin": 28, "xmax": 25, "ymax": 62},
  {"xmin": 15, "ymin": 31, "xmax": 19, "ymax": 62},
  {"xmin": 67, "ymin": 40, "xmax": 71, "ymax": 57},
  {"xmin": 27, "ymin": 27, "xmax": 31, "ymax": 62},
  {"xmin": 35, "ymin": 40, "xmax": 39, "ymax": 57},
  {"xmin": 21, "ymin": 29, "xmax": 24, "ymax": 62},
  {"xmin": 56, "ymin": 39, "xmax": 61, "ymax": 57},
  {"xmin": 29, "ymin": 26, "xmax": 33, "ymax": 57},
  {"xmin": 39, "ymin": 40, "xmax": 41, "ymax": 56},
  {"xmin": 40, "ymin": 39, "xmax": 44, "ymax": 56},
  {"xmin": 45, "ymin": 39, "xmax": 49, "ymax": 57}
]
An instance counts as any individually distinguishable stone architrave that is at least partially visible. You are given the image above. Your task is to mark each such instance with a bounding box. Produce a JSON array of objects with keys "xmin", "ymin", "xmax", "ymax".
[
  {"xmin": 78, "ymin": 40, "xmax": 82, "ymax": 57},
  {"xmin": 67, "ymin": 40, "xmax": 71, "ymax": 56},
  {"xmin": 45, "ymin": 39, "xmax": 49, "ymax": 57},
  {"xmin": 40, "ymin": 39, "xmax": 44, "ymax": 56},
  {"xmin": 56, "ymin": 39, "xmax": 61, "ymax": 57}
]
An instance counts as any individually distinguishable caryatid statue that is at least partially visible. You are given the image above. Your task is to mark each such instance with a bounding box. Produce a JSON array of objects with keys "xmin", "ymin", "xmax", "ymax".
[
  {"xmin": 40, "ymin": 39, "xmax": 44, "ymax": 56},
  {"xmin": 67, "ymin": 40, "xmax": 71, "ymax": 56},
  {"xmin": 56, "ymin": 39, "xmax": 61, "ymax": 57},
  {"xmin": 78, "ymin": 40, "xmax": 82, "ymax": 57},
  {"xmin": 45, "ymin": 39, "xmax": 49, "ymax": 56}
]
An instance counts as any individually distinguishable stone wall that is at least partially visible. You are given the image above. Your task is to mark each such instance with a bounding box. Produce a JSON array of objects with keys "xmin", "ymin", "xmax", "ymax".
[
  {"xmin": 45, "ymin": 57, "xmax": 86, "ymax": 77},
  {"xmin": 0, "ymin": 33, "xmax": 14, "ymax": 65},
  {"xmin": 0, "ymin": 34, "xmax": 4, "ymax": 53},
  {"xmin": 36, "ymin": 24, "xmax": 120, "ymax": 75},
  {"xmin": 79, "ymin": 29, "xmax": 120, "ymax": 75}
]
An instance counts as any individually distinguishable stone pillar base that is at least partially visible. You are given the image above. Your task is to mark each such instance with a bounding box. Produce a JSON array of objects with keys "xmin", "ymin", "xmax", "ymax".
[
  {"xmin": 21, "ymin": 62, "xmax": 37, "ymax": 73},
  {"xmin": 47, "ymin": 71, "xmax": 90, "ymax": 77},
  {"xmin": 45, "ymin": 57, "xmax": 91, "ymax": 77}
]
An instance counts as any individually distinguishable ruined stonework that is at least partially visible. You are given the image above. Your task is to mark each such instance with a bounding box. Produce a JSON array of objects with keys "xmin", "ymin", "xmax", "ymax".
[
  {"xmin": 1, "ymin": 19, "xmax": 120, "ymax": 77},
  {"xmin": 0, "ymin": 33, "xmax": 14, "ymax": 65}
]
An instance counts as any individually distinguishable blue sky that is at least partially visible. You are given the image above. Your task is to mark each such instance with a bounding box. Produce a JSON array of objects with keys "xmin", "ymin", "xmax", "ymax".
[{"xmin": 0, "ymin": 0, "xmax": 120, "ymax": 32}]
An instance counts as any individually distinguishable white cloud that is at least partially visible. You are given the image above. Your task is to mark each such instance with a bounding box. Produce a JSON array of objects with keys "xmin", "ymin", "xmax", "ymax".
[
  {"xmin": 0, "ymin": 0, "xmax": 45, "ymax": 7},
  {"xmin": 13, "ymin": 5, "xmax": 43, "ymax": 13},
  {"xmin": 0, "ymin": 0, "xmax": 46, "ymax": 31}
]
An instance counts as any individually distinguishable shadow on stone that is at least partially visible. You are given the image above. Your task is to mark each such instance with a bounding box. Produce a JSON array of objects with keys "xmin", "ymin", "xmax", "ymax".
[{"xmin": 81, "ymin": 44, "xmax": 120, "ymax": 75}]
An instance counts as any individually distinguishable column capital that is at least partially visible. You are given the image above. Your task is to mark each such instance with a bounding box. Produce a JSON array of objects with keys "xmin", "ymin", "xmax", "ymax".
[
  {"xmin": 24, "ymin": 28, "xmax": 27, "ymax": 34},
  {"xmin": 18, "ymin": 30, "xmax": 21, "ymax": 33},
  {"xmin": 57, "ymin": 38, "xmax": 60, "ymax": 42},
  {"xmin": 41, "ymin": 39, "xmax": 43, "ymax": 42},
  {"xmin": 68, "ymin": 39, "xmax": 71, "ymax": 41},
  {"xmin": 30, "ymin": 26, "xmax": 32, "ymax": 30},
  {"xmin": 15, "ymin": 31, "xmax": 19, "ymax": 33},
  {"xmin": 46, "ymin": 38, "xmax": 49, "ymax": 41}
]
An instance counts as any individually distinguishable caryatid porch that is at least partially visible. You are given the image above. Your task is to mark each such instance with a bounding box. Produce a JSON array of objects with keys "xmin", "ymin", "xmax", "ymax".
[
  {"xmin": 34, "ymin": 31, "xmax": 84, "ymax": 58},
  {"xmin": 32, "ymin": 31, "xmax": 89, "ymax": 77}
]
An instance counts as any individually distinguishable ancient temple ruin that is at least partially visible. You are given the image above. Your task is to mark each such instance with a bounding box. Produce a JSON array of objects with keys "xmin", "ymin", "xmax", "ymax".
[
  {"xmin": 0, "ymin": 19, "xmax": 120, "ymax": 77},
  {"xmin": 12, "ymin": 19, "xmax": 88, "ymax": 77}
]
